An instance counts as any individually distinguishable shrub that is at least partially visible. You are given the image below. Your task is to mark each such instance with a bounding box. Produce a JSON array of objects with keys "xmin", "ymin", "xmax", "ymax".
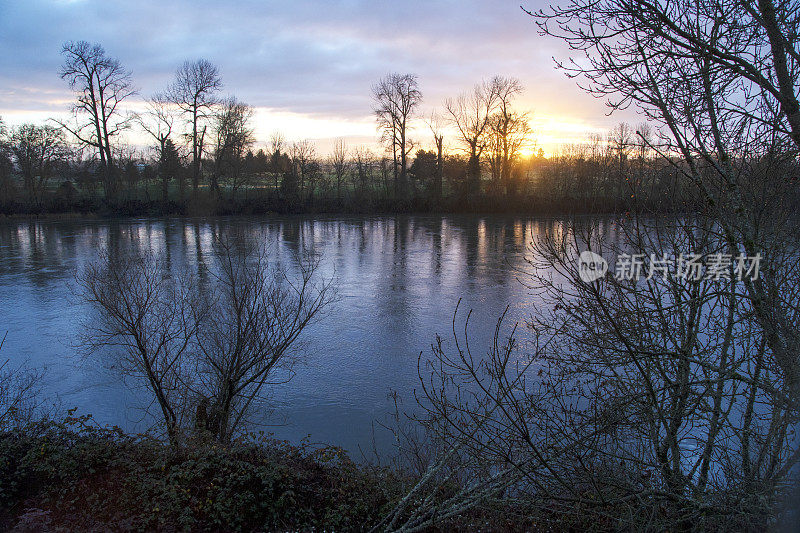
[{"xmin": 0, "ymin": 419, "xmax": 404, "ymax": 531}]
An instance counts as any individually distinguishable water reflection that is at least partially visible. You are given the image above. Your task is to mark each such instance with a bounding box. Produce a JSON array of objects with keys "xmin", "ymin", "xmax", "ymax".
[{"xmin": 0, "ymin": 215, "xmax": 561, "ymax": 453}]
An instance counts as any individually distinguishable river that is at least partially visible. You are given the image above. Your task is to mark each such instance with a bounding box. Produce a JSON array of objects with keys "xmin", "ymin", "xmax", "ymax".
[{"xmin": 0, "ymin": 215, "xmax": 561, "ymax": 455}]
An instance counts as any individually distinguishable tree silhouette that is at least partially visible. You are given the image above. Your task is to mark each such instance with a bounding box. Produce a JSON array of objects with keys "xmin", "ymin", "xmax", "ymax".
[
  {"xmin": 57, "ymin": 41, "xmax": 135, "ymax": 201},
  {"xmin": 168, "ymin": 59, "xmax": 222, "ymax": 195}
]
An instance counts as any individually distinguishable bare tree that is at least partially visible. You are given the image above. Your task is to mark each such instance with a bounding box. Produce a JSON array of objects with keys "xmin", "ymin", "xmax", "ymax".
[
  {"xmin": 0, "ymin": 333, "xmax": 43, "ymax": 430},
  {"xmin": 426, "ymin": 113, "xmax": 446, "ymax": 200},
  {"xmin": 607, "ymin": 122, "xmax": 632, "ymax": 198},
  {"xmin": 330, "ymin": 138, "xmax": 349, "ymax": 199},
  {"xmin": 0, "ymin": 118, "xmax": 13, "ymax": 204},
  {"xmin": 530, "ymin": 0, "xmax": 800, "ymax": 405},
  {"xmin": 209, "ymin": 97, "xmax": 254, "ymax": 197},
  {"xmin": 78, "ymin": 250, "xmax": 201, "ymax": 445},
  {"xmin": 484, "ymin": 78, "xmax": 533, "ymax": 196},
  {"xmin": 381, "ymin": 194, "xmax": 800, "ymax": 530},
  {"xmin": 289, "ymin": 140, "xmax": 316, "ymax": 198},
  {"xmin": 79, "ymin": 236, "xmax": 333, "ymax": 446},
  {"xmin": 8, "ymin": 124, "xmax": 70, "ymax": 206},
  {"xmin": 445, "ymin": 78, "xmax": 501, "ymax": 196},
  {"xmin": 168, "ymin": 59, "xmax": 222, "ymax": 195},
  {"xmin": 372, "ymin": 73, "xmax": 422, "ymax": 199},
  {"xmin": 137, "ymin": 93, "xmax": 177, "ymax": 202},
  {"xmin": 352, "ymin": 146, "xmax": 376, "ymax": 198},
  {"xmin": 633, "ymin": 122, "xmax": 655, "ymax": 193},
  {"xmin": 269, "ymin": 132, "xmax": 284, "ymax": 155},
  {"xmin": 379, "ymin": 156, "xmax": 393, "ymax": 198},
  {"xmin": 268, "ymin": 131, "xmax": 287, "ymax": 191},
  {"xmin": 57, "ymin": 41, "xmax": 135, "ymax": 201},
  {"xmin": 192, "ymin": 237, "xmax": 334, "ymax": 442}
]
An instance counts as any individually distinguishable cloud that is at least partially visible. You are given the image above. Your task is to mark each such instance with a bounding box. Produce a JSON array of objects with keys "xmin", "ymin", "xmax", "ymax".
[{"xmin": 0, "ymin": 0, "xmax": 639, "ymax": 153}]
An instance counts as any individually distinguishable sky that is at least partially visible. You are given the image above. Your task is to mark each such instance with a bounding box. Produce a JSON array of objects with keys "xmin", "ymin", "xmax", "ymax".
[{"xmin": 0, "ymin": 0, "xmax": 641, "ymax": 156}]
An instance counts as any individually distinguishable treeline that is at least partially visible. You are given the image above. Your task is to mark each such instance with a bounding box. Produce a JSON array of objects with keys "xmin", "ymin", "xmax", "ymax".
[{"xmin": 0, "ymin": 40, "xmax": 686, "ymax": 217}]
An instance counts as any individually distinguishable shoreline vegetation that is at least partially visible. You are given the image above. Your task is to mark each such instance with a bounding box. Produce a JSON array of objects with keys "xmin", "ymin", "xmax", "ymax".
[
  {"xmin": 0, "ymin": 419, "xmax": 403, "ymax": 532},
  {"xmin": 0, "ymin": 195, "xmax": 684, "ymax": 219},
  {"xmin": 0, "ymin": 419, "xmax": 540, "ymax": 532}
]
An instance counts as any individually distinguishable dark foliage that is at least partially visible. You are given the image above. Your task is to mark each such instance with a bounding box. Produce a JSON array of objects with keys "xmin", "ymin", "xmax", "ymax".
[{"xmin": 0, "ymin": 418, "xmax": 404, "ymax": 532}]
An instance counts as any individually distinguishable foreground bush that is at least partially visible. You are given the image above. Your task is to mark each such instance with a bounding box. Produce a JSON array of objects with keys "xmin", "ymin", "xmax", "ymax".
[
  {"xmin": 0, "ymin": 418, "xmax": 403, "ymax": 532},
  {"xmin": 3, "ymin": 417, "xmax": 793, "ymax": 531}
]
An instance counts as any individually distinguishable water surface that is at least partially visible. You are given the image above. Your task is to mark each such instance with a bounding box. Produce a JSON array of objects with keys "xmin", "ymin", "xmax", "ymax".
[{"xmin": 0, "ymin": 215, "xmax": 559, "ymax": 454}]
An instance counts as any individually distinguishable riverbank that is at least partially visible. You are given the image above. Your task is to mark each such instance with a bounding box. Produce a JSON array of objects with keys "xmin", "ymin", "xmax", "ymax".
[
  {"xmin": 0, "ymin": 419, "xmax": 530, "ymax": 532},
  {"xmin": 0, "ymin": 419, "xmax": 398, "ymax": 531},
  {"xmin": 0, "ymin": 192, "xmax": 682, "ymax": 219}
]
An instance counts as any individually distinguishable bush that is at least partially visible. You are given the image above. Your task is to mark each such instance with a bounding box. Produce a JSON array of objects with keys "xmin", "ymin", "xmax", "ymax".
[{"xmin": 0, "ymin": 418, "xmax": 403, "ymax": 531}]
